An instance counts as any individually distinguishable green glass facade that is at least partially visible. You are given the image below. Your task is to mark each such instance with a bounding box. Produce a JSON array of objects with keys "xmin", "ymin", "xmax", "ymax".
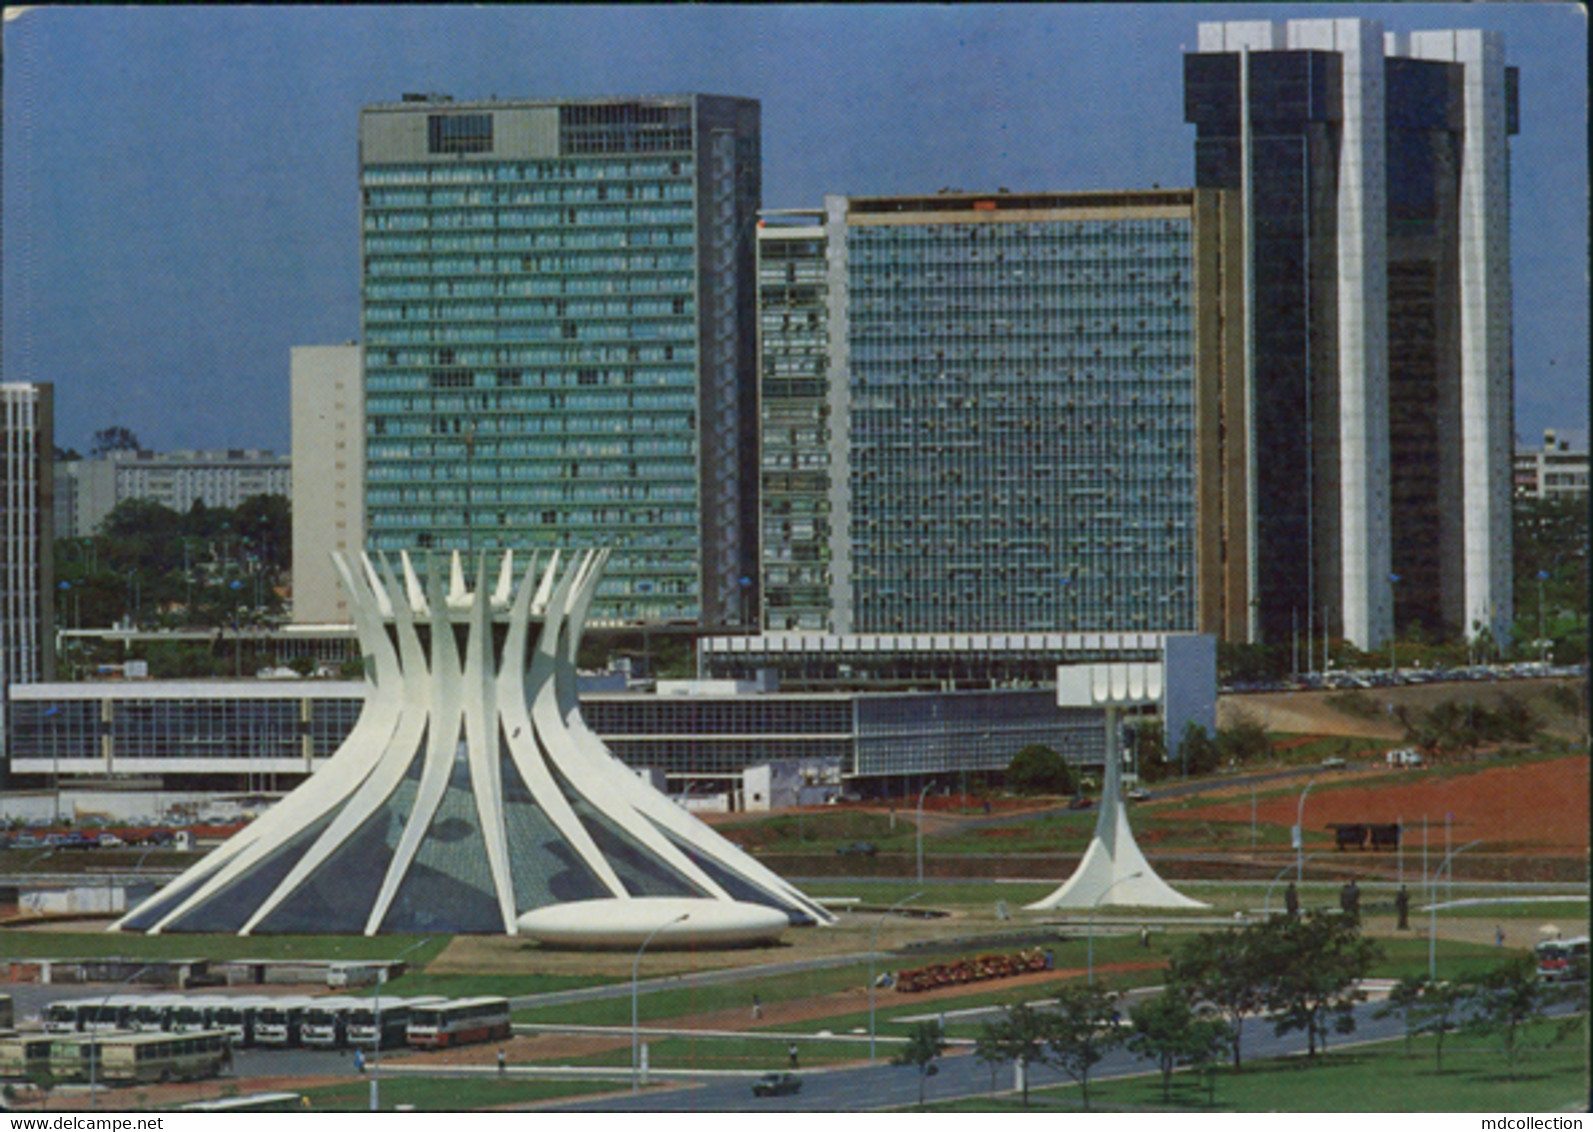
[
  {"xmin": 359, "ymin": 95, "xmax": 761, "ymax": 624},
  {"xmin": 830, "ymin": 194, "xmax": 1204, "ymax": 634},
  {"xmin": 756, "ymin": 214, "xmax": 832, "ymax": 630}
]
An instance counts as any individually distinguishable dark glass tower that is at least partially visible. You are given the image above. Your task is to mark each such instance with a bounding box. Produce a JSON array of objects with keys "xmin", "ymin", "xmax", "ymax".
[{"xmin": 1185, "ymin": 20, "xmax": 1517, "ymax": 648}]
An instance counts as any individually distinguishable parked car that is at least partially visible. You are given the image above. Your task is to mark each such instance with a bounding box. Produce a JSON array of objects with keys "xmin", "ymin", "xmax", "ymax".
[
  {"xmin": 835, "ymin": 842, "xmax": 877, "ymax": 857},
  {"xmin": 97, "ymin": 833, "xmax": 126, "ymax": 848},
  {"xmin": 1321, "ymin": 756, "xmax": 1349, "ymax": 770},
  {"xmin": 752, "ymin": 1073, "xmax": 802, "ymax": 1098}
]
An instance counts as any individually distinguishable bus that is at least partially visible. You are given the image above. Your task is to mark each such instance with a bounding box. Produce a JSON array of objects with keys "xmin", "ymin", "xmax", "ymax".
[
  {"xmin": 183, "ymin": 1092, "xmax": 303, "ymax": 1112},
  {"xmin": 254, "ymin": 997, "xmax": 316, "ymax": 1048},
  {"xmin": 0, "ymin": 1034, "xmax": 55, "ymax": 1080},
  {"xmin": 207, "ymin": 997, "xmax": 277, "ymax": 1047},
  {"xmin": 1536, "ymin": 936, "xmax": 1590, "ymax": 982},
  {"xmin": 43, "ymin": 1000, "xmax": 87, "ymax": 1034},
  {"xmin": 301, "ymin": 997, "xmax": 365, "ymax": 1049},
  {"xmin": 79, "ymin": 996, "xmax": 144, "ymax": 1034},
  {"xmin": 129, "ymin": 995, "xmax": 183, "ymax": 1033},
  {"xmin": 91, "ymin": 1031, "xmax": 232, "ymax": 1086},
  {"xmin": 406, "ymin": 997, "xmax": 511, "ymax": 1049},
  {"xmin": 346, "ymin": 996, "xmax": 444, "ymax": 1050},
  {"xmin": 169, "ymin": 996, "xmax": 229, "ymax": 1035}
]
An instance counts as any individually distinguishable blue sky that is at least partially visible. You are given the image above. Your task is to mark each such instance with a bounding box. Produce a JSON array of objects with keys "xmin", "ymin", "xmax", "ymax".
[{"xmin": 4, "ymin": 4, "xmax": 1585, "ymax": 454}]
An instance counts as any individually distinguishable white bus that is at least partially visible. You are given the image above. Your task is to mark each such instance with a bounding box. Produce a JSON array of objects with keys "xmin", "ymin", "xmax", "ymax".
[
  {"xmin": 346, "ymin": 996, "xmax": 445, "ymax": 1050},
  {"xmin": 1536, "ymin": 936, "xmax": 1590, "ymax": 982},
  {"xmin": 209, "ymin": 997, "xmax": 276, "ymax": 1047},
  {"xmin": 406, "ymin": 997, "xmax": 511, "ymax": 1049},
  {"xmin": 254, "ymin": 996, "xmax": 317, "ymax": 1048},
  {"xmin": 169, "ymin": 996, "xmax": 230, "ymax": 1035},
  {"xmin": 300, "ymin": 997, "xmax": 366, "ymax": 1049},
  {"xmin": 129, "ymin": 995, "xmax": 184, "ymax": 1033}
]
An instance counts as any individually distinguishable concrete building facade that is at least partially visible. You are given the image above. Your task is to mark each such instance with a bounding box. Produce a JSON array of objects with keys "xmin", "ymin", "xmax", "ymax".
[
  {"xmin": 1, "ymin": 382, "xmax": 55, "ymax": 765},
  {"xmin": 290, "ymin": 344, "xmax": 365, "ymax": 624},
  {"xmin": 816, "ymin": 190, "xmax": 1243, "ymax": 637},
  {"xmin": 56, "ymin": 449, "xmax": 290, "ymax": 539},
  {"xmin": 1515, "ymin": 430, "xmax": 1588, "ymax": 501},
  {"xmin": 358, "ymin": 93, "xmax": 763, "ymax": 627}
]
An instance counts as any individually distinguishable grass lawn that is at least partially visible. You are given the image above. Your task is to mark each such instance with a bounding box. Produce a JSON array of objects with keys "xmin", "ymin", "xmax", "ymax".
[
  {"xmin": 295, "ymin": 1074, "xmax": 620, "ymax": 1111},
  {"xmin": 358, "ymin": 972, "xmax": 612, "ymax": 1001},
  {"xmin": 0, "ymin": 931, "xmax": 455, "ymax": 965},
  {"xmin": 924, "ymin": 1017, "xmax": 1589, "ymax": 1112}
]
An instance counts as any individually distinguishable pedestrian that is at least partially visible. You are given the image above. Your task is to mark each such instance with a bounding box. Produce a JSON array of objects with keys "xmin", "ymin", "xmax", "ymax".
[
  {"xmin": 1139, "ymin": 925, "xmax": 1150, "ymax": 948},
  {"xmin": 1496, "ymin": 925, "xmax": 1505, "ymax": 947},
  {"xmin": 354, "ymin": 1048, "xmax": 365, "ymax": 1075},
  {"xmin": 1043, "ymin": 949, "xmax": 1054, "ymax": 970},
  {"xmin": 752, "ymin": 993, "xmax": 762, "ymax": 1020},
  {"xmin": 1284, "ymin": 881, "xmax": 1300, "ymax": 920},
  {"xmin": 788, "ymin": 1042, "xmax": 799, "ymax": 1069},
  {"xmin": 498, "ymin": 1049, "xmax": 506, "ymax": 1076},
  {"xmin": 1395, "ymin": 885, "xmax": 1410, "ymax": 930}
]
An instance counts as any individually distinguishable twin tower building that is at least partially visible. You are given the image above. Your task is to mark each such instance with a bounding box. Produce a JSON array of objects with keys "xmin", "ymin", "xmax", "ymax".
[{"xmin": 294, "ymin": 17, "xmax": 1517, "ymax": 655}]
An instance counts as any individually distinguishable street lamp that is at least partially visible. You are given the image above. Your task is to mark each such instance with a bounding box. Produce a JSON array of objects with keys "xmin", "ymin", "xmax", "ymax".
[
  {"xmin": 869, "ymin": 891, "xmax": 923, "ymax": 1064},
  {"xmin": 370, "ymin": 937, "xmax": 434, "ymax": 1112},
  {"xmin": 1296, "ymin": 778, "xmax": 1317, "ymax": 884},
  {"xmin": 916, "ymin": 783, "xmax": 933, "ymax": 884},
  {"xmin": 1088, "ymin": 872, "xmax": 1144, "ymax": 986},
  {"xmin": 1263, "ymin": 856, "xmax": 1317, "ymax": 917},
  {"xmin": 1428, "ymin": 840, "xmax": 1483, "ymax": 981},
  {"xmin": 633, "ymin": 913, "xmax": 689, "ymax": 1092},
  {"xmin": 89, "ymin": 964, "xmax": 150, "ymax": 1107},
  {"xmin": 1537, "ymin": 570, "xmax": 1550, "ymax": 663}
]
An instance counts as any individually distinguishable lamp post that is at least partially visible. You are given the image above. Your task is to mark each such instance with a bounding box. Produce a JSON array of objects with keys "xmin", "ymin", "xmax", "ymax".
[
  {"xmin": 89, "ymin": 964, "xmax": 149, "ymax": 1108},
  {"xmin": 870, "ymin": 891, "xmax": 923, "ymax": 1064},
  {"xmin": 1537, "ymin": 570, "xmax": 1549, "ymax": 664},
  {"xmin": 1088, "ymin": 872, "xmax": 1144, "ymax": 986},
  {"xmin": 916, "ymin": 783, "xmax": 933, "ymax": 884},
  {"xmin": 1263, "ymin": 856, "xmax": 1317, "ymax": 917},
  {"xmin": 633, "ymin": 913, "xmax": 689, "ymax": 1092},
  {"xmin": 1428, "ymin": 840, "xmax": 1484, "ymax": 981},
  {"xmin": 1296, "ymin": 778, "xmax": 1317, "ymax": 884},
  {"xmin": 370, "ymin": 937, "xmax": 433, "ymax": 1112}
]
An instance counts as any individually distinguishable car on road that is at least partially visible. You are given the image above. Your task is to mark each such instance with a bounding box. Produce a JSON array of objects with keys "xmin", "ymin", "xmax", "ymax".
[
  {"xmin": 1126, "ymin": 788, "xmax": 1151, "ymax": 801},
  {"xmin": 751, "ymin": 1072, "xmax": 802, "ymax": 1098},
  {"xmin": 835, "ymin": 842, "xmax": 877, "ymax": 857},
  {"xmin": 1320, "ymin": 756, "xmax": 1348, "ymax": 769}
]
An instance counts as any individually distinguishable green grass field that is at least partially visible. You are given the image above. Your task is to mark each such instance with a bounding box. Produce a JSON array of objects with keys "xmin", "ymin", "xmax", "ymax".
[
  {"xmin": 293, "ymin": 1074, "xmax": 619, "ymax": 1112},
  {"xmin": 0, "ymin": 931, "xmax": 454, "ymax": 965},
  {"xmin": 923, "ymin": 1018, "xmax": 1589, "ymax": 1112}
]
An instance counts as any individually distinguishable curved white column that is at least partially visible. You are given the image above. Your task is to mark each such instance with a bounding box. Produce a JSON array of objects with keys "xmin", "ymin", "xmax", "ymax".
[{"xmin": 118, "ymin": 545, "xmax": 836, "ymax": 938}]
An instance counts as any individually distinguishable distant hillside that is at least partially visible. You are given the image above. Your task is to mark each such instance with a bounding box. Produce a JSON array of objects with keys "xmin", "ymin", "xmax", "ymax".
[{"xmin": 1219, "ymin": 676, "xmax": 1586, "ymax": 741}]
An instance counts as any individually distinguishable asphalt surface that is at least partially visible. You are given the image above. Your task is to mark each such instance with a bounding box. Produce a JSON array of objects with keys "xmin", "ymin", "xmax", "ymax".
[{"xmin": 542, "ymin": 998, "xmax": 1589, "ymax": 1112}]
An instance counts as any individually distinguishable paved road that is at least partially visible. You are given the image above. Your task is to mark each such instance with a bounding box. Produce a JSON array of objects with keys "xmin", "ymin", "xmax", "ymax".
[{"xmin": 542, "ymin": 994, "xmax": 1586, "ymax": 1112}]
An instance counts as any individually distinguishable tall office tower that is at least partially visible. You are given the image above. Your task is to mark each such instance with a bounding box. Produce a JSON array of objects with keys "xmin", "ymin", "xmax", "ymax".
[
  {"xmin": 1185, "ymin": 19, "xmax": 1517, "ymax": 647},
  {"xmin": 821, "ymin": 191, "xmax": 1244, "ymax": 636},
  {"xmin": 359, "ymin": 94, "xmax": 762, "ymax": 626},
  {"xmin": 291, "ymin": 344, "xmax": 365, "ymax": 624},
  {"xmin": 756, "ymin": 211, "xmax": 831, "ymax": 630},
  {"xmin": 1, "ymin": 383, "xmax": 55, "ymax": 766}
]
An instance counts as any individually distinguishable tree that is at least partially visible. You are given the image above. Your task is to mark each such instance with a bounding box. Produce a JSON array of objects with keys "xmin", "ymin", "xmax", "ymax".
[
  {"xmin": 1126, "ymin": 990, "xmax": 1230, "ymax": 1103},
  {"xmin": 1006, "ymin": 744, "xmax": 1072, "ymax": 796},
  {"xmin": 1039, "ymin": 983, "xmax": 1124, "ymax": 1111},
  {"xmin": 1129, "ymin": 719, "xmax": 1168, "ymax": 783},
  {"xmin": 90, "ymin": 425, "xmax": 141, "ymax": 457},
  {"xmin": 1258, "ymin": 912, "xmax": 1381, "ymax": 1056},
  {"xmin": 1216, "ymin": 716, "xmax": 1272, "ymax": 765},
  {"xmin": 1168, "ymin": 924, "xmax": 1268, "ymax": 1070},
  {"xmin": 1376, "ymin": 975, "xmax": 1466, "ymax": 1072},
  {"xmin": 893, "ymin": 1019, "xmax": 946, "ymax": 1108},
  {"xmin": 1176, "ymin": 721, "xmax": 1220, "ymax": 777},
  {"xmin": 974, "ymin": 1002, "xmax": 1050, "ymax": 1106},
  {"xmin": 1460, "ymin": 956, "xmax": 1569, "ymax": 1080},
  {"xmin": 25, "ymin": 1066, "xmax": 54, "ymax": 1111}
]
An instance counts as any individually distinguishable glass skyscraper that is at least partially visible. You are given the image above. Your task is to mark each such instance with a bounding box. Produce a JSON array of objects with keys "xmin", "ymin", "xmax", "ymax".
[
  {"xmin": 813, "ymin": 191, "xmax": 1241, "ymax": 635},
  {"xmin": 1185, "ymin": 19, "xmax": 1517, "ymax": 647},
  {"xmin": 755, "ymin": 211, "xmax": 831, "ymax": 631},
  {"xmin": 359, "ymin": 94, "xmax": 761, "ymax": 625}
]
